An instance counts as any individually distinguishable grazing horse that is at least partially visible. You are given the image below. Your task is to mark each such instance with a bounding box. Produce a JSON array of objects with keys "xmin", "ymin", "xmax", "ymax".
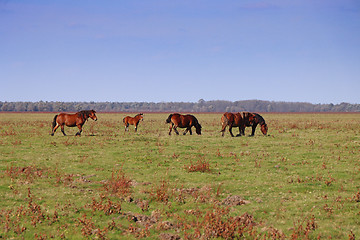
[
  {"xmin": 220, "ymin": 112, "xmax": 255, "ymax": 137},
  {"xmin": 51, "ymin": 110, "xmax": 97, "ymax": 136},
  {"xmin": 123, "ymin": 113, "xmax": 143, "ymax": 132},
  {"xmin": 166, "ymin": 113, "xmax": 202, "ymax": 135},
  {"xmin": 244, "ymin": 112, "xmax": 268, "ymax": 136}
]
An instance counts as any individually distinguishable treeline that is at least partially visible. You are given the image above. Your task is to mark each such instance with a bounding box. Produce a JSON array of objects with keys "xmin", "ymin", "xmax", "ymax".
[{"xmin": 0, "ymin": 100, "xmax": 359, "ymax": 113}]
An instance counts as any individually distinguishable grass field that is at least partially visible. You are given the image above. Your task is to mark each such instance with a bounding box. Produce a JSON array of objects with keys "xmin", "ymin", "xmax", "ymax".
[{"xmin": 1, "ymin": 112, "xmax": 359, "ymax": 239}]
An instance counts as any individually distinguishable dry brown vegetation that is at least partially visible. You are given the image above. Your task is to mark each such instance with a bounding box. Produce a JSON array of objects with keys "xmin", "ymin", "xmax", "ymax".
[{"xmin": 1, "ymin": 113, "xmax": 360, "ymax": 239}]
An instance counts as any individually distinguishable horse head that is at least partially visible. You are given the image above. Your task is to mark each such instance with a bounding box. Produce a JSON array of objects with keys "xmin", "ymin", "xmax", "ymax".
[
  {"xmin": 89, "ymin": 110, "xmax": 98, "ymax": 121},
  {"xmin": 138, "ymin": 113, "xmax": 144, "ymax": 121},
  {"xmin": 261, "ymin": 123, "xmax": 268, "ymax": 135},
  {"xmin": 195, "ymin": 123, "xmax": 202, "ymax": 135}
]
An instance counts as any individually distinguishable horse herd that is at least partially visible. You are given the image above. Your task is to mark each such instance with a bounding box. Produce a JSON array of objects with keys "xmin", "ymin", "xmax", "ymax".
[{"xmin": 50, "ymin": 110, "xmax": 268, "ymax": 137}]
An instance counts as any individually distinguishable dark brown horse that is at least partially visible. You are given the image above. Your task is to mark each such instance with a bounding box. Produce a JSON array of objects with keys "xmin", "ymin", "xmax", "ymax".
[
  {"xmin": 220, "ymin": 112, "xmax": 255, "ymax": 137},
  {"xmin": 243, "ymin": 112, "xmax": 268, "ymax": 136},
  {"xmin": 51, "ymin": 110, "xmax": 97, "ymax": 136},
  {"xmin": 123, "ymin": 113, "xmax": 143, "ymax": 132},
  {"xmin": 166, "ymin": 113, "xmax": 202, "ymax": 135}
]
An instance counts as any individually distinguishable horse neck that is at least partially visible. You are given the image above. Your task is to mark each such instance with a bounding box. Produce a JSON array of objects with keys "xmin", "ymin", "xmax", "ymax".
[
  {"xmin": 255, "ymin": 115, "xmax": 265, "ymax": 125},
  {"xmin": 79, "ymin": 111, "xmax": 89, "ymax": 121},
  {"xmin": 192, "ymin": 117, "xmax": 199, "ymax": 127},
  {"xmin": 135, "ymin": 114, "xmax": 142, "ymax": 121}
]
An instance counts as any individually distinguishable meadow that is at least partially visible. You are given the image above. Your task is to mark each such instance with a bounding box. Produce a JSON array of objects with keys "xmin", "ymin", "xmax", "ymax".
[{"xmin": 0, "ymin": 112, "xmax": 359, "ymax": 239}]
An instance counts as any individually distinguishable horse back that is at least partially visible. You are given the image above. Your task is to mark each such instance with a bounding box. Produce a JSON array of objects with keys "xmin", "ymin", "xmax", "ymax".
[
  {"xmin": 222, "ymin": 112, "xmax": 243, "ymax": 126},
  {"xmin": 169, "ymin": 114, "xmax": 195, "ymax": 128},
  {"xmin": 57, "ymin": 113, "xmax": 78, "ymax": 127},
  {"xmin": 234, "ymin": 113, "xmax": 244, "ymax": 127},
  {"xmin": 170, "ymin": 113, "xmax": 182, "ymax": 126}
]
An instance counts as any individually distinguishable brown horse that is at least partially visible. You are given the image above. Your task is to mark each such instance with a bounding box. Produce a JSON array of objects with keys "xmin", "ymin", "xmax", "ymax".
[
  {"xmin": 123, "ymin": 113, "xmax": 143, "ymax": 132},
  {"xmin": 220, "ymin": 112, "xmax": 255, "ymax": 137},
  {"xmin": 166, "ymin": 113, "xmax": 202, "ymax": 135},
  {"xmin": 51, "ymin": 110, "xmax": 97, "ymax": 136},
  {"xmin": 243, "ymin": 112, "xmax": 268, "ymax": 136}
]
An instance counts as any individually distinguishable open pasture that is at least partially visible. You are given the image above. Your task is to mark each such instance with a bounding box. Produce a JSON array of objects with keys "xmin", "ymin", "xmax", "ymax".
[{"xmin": 1, "ymin": 112, "xmax": 359, "ymax": 239}]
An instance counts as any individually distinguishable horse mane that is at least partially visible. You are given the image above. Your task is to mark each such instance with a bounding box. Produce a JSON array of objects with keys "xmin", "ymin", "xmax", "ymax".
[
  {"xmin": 196, "ymin": 120, "xmax": 202, "ymax": 129},
  {"xmin": 77, "ymin": 110, "xmax": 94, "ymax": 119},
  {"xmin": 254, "ymin": 113, "xmax": 266, "ymax": 125},
  {"xmin": 188, "ymin": 115, "xmax": 199, "ymax": 127}
]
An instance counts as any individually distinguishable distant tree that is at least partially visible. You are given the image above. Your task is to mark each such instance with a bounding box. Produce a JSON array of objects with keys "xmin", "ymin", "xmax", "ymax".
[{"xmin": 1, "ymin": 100, "xmax": 360, "ymax": 112}]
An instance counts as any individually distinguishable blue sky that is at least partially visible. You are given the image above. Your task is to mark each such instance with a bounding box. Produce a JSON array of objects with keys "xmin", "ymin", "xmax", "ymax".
[{"xmin": 1, "ymin": 0, "xmax": 359, "ymax": 104}]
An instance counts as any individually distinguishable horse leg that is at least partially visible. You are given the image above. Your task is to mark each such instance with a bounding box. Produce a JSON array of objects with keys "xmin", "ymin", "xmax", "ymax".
[
  {"xmin": 183, "ymin": 127, "xmax": 191, "ymax": 135},
  {"xmin": 240, "ymin": 126, "xmax": 245, "ymax": 136},
  {"xmin": 250, "ymin": 123, "xmax": 258, "ymax": 136},
  {"xmin": 60, "ymin": 125, "xmax": 66, "ymax": 136},
  {"xmin": 237, "ymin": 126, "xmax": 245, "ymax": 137},
  {"xmin": 169, "ymin": 124, "xmax": 173, "ymax": 135},
  {"xmin": 76, "ymin": 125, "xmax": 82, "ymax": 136},
  {"xmin": 229, "ymin": 126, "xmax": 235, "ymax": 137},
  {"xmin": 236, "ymin": 127, "xmax": 242, "ymax": 137},
  {"xmin": 51, "ymin": 123, "xmax": 60, "ymax": 136},
  {"xmin": 220, "ymin": 124, "xmax": 227, "ymax": 137},
  {"xmin": 135, "ymin": 123, "xmax": 138, "ymax": 132},
  {"xmin": 124, "ymin": 123, "xmax": 129, "ymax": 131},
  {"xmin": 173, "ymin": 126, "xmax": 179, "ymax": 135}
]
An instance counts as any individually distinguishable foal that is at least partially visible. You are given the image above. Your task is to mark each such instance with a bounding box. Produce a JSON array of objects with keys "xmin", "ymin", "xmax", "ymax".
[{"xmin": 123, "ymin": 113, "xmax": 143, "ymax": 132}]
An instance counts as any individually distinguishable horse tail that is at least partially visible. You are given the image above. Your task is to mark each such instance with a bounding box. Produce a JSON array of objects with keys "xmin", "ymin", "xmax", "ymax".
[
  {"xmin": 123, "ymin": 117, "xmax": 128, "ymax": 125},
  {"xmin": 52, "ymin": 115, "xmax": 58, "ymax": 130},
  {"xmin": 221, "ymin": 114, "xmax": 229, "ymax": 126},
  {"xmin": 165, "ymin": 114, "xmax": 173, "ymax": 123},
  {"xmin": 220, "ymin": 114, "xmax": 229, "ymax": 134}
]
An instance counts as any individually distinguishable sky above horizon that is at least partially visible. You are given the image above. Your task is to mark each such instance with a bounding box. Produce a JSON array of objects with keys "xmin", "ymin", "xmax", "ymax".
[{"xmin": 1, "ymin": 0, "xmax": 359, "ymax": 104}]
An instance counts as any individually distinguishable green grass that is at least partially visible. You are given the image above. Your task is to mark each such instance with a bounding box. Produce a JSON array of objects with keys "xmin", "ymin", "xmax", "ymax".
[{"xmin": 1, "ymin": 112, "xmax": 359, "ymax": 239}]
